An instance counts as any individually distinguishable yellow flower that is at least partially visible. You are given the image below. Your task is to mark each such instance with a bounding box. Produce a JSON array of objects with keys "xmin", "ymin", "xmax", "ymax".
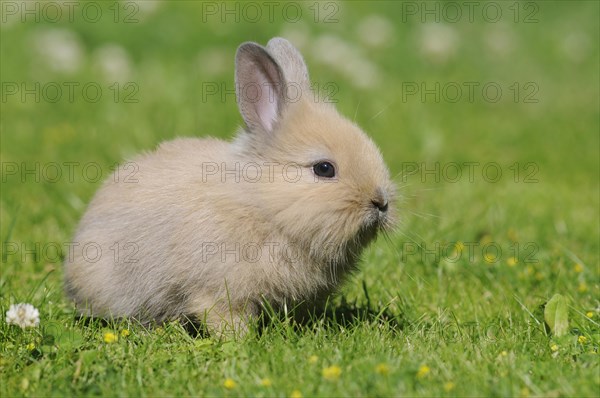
[
  {"xmin": 290, "ymin": 390, "xmax": 303, "ymax": 398},
  {"xmin": 526, "ymin": 266, "xmax": 534, "ymax": 276},
  {"xmin": 223, "ymin": 378, "xmax": 236, "ymax": 389},
  {"xmin": 443, "ymin": 381, "xmax": 455, "ymax": 392},
  {"xmin": 578, "ymin": 282, "xmax": 588, "ymax": 293},
  {"xmin": 586, "ymin": 311, "xmax": 594, "ymax": 318},
  {"xmin": 574, "ymin": 263, "xmax": 584, "ymax": 273},
  {"xmin": 20, "ymin": 378, "xmax": 29, "ymax": 392},
  {"xmin": 507, "ymin": 257, "xmax": 518, "ymax": 267},
  {"xmin": 26, "ymin": 342, "xmax": 35, "ymax": 351},
  {"xmin": 550, "ymin": 344, "xmax": 558, "ymax": 352},
  {"xmin": 484, "ymin": 253, "xmax": 496, "ymax": 264},
  {"xmin": 578, "ymin": 336, "xmax": 587, "ymax": 344},
  {"xmin": 260, "ymin": 378, "xmax": 272, "ymax": 387},
  {"xmin": 416, "ymin": 364, "xmax": 430, "ymax": 379},
  {"xmin": 322, "ymin": 365, "xmax": 342, "ymax": 381},
  {"xmin": 520, "ymin": 387, "xmax": 530, "ymax": 398},
  {"xmin": 308, "ymin": 355, "xmax": 319, "ymax": 364},
  {"xmin": 454, "ymin": 241, "xmax": 464, "ymax": 253},
  {"xmin": 120, "ymin": 329, "xmax": 130, "ymax": 337},
  {"xmin": 375, "ymin": 363, "xmax": 390, "ymax": 375},
  {"xmin": 103, "ymin": 332, "xmax": 118, "ymax": 343},
  {"xmin": 535, "ymin": 272, "xmax": 544, "ymax": 281},
  {"xmin": 500, "ymin": 350, "xmax": 508, "ymax": 357}
]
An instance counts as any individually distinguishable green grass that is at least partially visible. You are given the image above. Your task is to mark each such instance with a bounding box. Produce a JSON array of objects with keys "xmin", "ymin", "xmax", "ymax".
[{"xmin": 1, "ymin": 1, "xmax": 599, "ymax": 396}]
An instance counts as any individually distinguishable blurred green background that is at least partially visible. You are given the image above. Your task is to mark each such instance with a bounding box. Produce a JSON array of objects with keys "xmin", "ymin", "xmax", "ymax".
[{"xmin": 1, "ymin": 1, "xmax": 598, "ymax": 396}]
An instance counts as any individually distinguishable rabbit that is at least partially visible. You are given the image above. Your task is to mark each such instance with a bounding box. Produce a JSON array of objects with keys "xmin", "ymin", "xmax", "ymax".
[{"xmin": 64, "ymin": 37, "xmax": 395, "ymax": 336}]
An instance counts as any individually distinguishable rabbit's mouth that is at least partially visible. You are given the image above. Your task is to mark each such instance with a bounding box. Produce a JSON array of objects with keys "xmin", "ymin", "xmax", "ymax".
[
  {"xmin": 356, "ymin": 226, "xmax": 379, "ymax": 248},
  {"xmin": 356, "ymin": 212, "xmax": 387, "ymax": 247},
  {"xmin": 366, "ymin": 204, "xmax": 390, "ymax": 227}
]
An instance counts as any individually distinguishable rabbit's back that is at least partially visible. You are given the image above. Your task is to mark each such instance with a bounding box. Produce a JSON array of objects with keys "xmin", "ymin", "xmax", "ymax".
[{"xmin": 64, "ymin": 137, "xmax": 238, "ymax": 322}]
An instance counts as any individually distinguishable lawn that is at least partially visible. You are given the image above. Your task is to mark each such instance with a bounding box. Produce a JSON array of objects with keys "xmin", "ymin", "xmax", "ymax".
[{"xmin": 1, "ymin": 1, "xmax": 599, "ymax": 397}]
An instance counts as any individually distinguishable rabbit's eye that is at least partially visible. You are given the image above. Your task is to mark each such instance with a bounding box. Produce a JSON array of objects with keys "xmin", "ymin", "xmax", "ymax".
[{"xmin": 313, "ymin": 161, "xmax": 335, "ymax": 178}]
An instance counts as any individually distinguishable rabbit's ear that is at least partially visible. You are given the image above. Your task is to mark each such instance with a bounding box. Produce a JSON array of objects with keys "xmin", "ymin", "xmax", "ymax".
[
  {"xmin": 235, "ymin": 42, "xmax": 286, "ymax": 136},
  {"xmin": 266, "ymin": 38, "xmax": 310, "ymax": 90}
]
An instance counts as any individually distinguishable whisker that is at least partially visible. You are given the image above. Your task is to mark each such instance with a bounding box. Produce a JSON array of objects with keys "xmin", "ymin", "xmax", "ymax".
[
  {"xmin": 381, "ymin": 230, "xmax": 401, "ymax": 258},
  {"xmin": 389, "ymin": 228, "xmax": 425, "ymax": 251},
  {"xmin": 368, "ymin": 101, "xmax": 395, "ymax": 121},
  {"xmin": 377, "ymin": 219, "xmax": 433, "ymax": 290},
  {"xmin": 353, "ymin": 100, "xmax": 361, "ymax": 122},
  {"xmin": 392, "ymin": 182, "xmax": 445, "ymax": 194},
  {"xmin": 404, "ymin": 210, "xmax": 441, "ymax": 220}
]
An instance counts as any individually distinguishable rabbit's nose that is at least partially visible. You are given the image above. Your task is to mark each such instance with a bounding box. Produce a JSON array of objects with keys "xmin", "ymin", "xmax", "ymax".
[
  {"xmin": 371, "ymin": 199, "xmax": 389, "ymax": 212},
  {"xmin": 371, "ymin": 188, "xmax": 389, "ymax": 212}
]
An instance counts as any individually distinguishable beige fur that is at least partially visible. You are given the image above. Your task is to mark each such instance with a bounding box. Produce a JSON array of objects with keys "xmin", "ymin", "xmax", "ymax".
[{"xmin": 64, "ymin": 38, "xmax": 395, "ymax": 335}]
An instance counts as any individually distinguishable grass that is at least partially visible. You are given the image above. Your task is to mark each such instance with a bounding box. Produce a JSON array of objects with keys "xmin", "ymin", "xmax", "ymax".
[{"xmin": 1, "ymin": 1, "xmax": 599, "ymax": 396}]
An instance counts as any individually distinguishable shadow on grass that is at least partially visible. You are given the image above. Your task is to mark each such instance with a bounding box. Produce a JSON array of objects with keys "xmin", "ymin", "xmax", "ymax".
[{"xmin": 72, "ymin": 293, "xmax": 411, "ymax": 340}]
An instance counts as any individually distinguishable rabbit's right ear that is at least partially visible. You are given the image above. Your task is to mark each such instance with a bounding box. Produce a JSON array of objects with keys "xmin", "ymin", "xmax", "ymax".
[
  {"xmin": 266, "ymin": 38, "xmax": 310, "ymax": 91},
  {"xmin": 235, "ymin": 42, "xmax": 286, "ymax": 136}
]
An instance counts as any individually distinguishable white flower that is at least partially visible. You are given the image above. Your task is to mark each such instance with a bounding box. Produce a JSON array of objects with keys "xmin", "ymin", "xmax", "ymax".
[
  {"xmin": 279, "ymin": 23, "xmax": 311, "ymax": 51},
  {"xmin": 419, "ymin": 23, "xmax": 459, "ymax": 64},
  {"xmin": 313, "ymin": 34, "xmax": 356, "ymax": 67},
  {"xmin": 560, "ymin": 31, "xmax": 591, "ymax": 63},
  {"xmin": 339, "ymin": 56, "xmax": 380, "ymax": 89},
  {"xmin": 484, "ymin": 24, "xmax": 515, "ymax": 57},
  {"xmin": 5, "ymin": 303, "xmax": 40, "ymax": 329},
  {"xmin": 31, "ymin": 28, "xmax": 84, "ymax": 74},
  {"xmin": 129, "ymin": 0, "xmax": 162, "ymax": 19},
  {"xmin": 92, "ymin": 44, "xmax": 133, "ymax": 83},
  {"xmin": 313, "ymin": 34, "xmax": 381, "ymax": 89},
  {"xmin": 357, "ymin": 15, "xmax": 395, "ymax": 48}
]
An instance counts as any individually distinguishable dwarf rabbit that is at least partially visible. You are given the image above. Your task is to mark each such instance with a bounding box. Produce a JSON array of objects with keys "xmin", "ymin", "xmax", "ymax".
[{"xmin": 64, "ymin": 38, "xmax": 395, "ymax": 335}]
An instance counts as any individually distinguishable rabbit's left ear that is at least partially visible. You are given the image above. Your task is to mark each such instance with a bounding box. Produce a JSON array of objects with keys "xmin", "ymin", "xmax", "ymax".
[
  {"xmin": 267, "ymin": 38, "xmax": 310, "ymax": 91},
  {"xmin": 235, "ymin": 42, "xmax": 286, "ymax": 136}
]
